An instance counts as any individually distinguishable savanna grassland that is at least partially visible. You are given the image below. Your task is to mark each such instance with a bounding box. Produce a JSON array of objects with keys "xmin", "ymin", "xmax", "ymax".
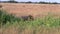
[{"xmin": 0, "ymin": 3, "xmax": 60, "ymax": 34}]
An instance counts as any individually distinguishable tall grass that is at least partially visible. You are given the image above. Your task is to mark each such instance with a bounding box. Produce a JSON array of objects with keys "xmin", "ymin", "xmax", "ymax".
[
  {"xmin": 0, "ymin": 9, "xmax": 60, "ymax": 29},
  {"xmin": 0, "ymin": 9, "xmax": 60, "ymax": 34},
  {"xmin": 0, "ymin": 9, "xmax": 21, "ymax": 27},
  {"xmin": 0, "ymin": 9, "xmax": 60, "ymax": 27}
]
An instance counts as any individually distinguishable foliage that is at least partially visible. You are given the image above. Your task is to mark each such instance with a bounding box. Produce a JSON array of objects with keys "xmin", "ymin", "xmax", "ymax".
[
  {"xmin": 0, "ymin": 9, "xmax": 21, "ymax": 27},
  {"xmin": 0, "ymin": 9, "xmax": 60, "ymax": 29}
]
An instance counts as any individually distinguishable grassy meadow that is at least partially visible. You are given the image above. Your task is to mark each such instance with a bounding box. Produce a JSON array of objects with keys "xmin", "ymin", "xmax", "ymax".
[{"xmin": 0, "ymin": 9, "xmax": 60, "ymax": 34}]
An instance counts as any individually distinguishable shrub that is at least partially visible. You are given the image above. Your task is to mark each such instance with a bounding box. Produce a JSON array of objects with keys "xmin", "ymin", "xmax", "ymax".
[{"xmin": 0, "ymin": 9, "xmax": 21, "ymax": 27}]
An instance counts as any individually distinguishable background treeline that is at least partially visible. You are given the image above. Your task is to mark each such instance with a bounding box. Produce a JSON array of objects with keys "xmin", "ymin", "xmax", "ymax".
[{"xmin": 0, "ymin": 1, "xmax": 60, "ymax": 4}]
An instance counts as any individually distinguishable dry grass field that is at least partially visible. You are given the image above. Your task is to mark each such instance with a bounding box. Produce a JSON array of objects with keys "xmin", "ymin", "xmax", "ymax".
[
  {"xmin": 0, "ymin": 3, "xmax": 60, "ymax": 17},
  {"xmin": 0, "ymin": 3, "xmax": 60, "ymax": 34}
]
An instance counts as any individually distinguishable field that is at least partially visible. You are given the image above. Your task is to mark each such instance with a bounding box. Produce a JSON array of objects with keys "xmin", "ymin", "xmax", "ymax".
[
  {"xmin": 0, "ymin": 3, "xmax": 60, "ymax": 34},
  {"xmin": 1, "ymin": 3, "xmax": 60, "ymax": 17}
]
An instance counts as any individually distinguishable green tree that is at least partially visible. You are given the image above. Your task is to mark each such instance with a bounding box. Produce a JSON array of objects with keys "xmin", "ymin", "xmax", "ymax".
[
  {"xmin": 9, "ymin": 0, "xmax": 15, "ymax": 1},
  {"xmin": 8, "ymin": 0, "xmax": 18, "ymax": 3}
]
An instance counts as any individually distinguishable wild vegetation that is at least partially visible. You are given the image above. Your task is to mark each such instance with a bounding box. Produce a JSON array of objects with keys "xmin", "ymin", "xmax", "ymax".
[
  {"xmin": 0, "ymin": 9, "xmax": 21, "ymax": 27},
  {"xmin": 0, "ymin": 9, "xmax": 60, "ymax": 34}
]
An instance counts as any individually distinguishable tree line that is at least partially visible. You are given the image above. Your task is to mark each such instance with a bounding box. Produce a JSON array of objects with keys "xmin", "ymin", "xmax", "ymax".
[{"xmin": 0, "ymin": 0, "xmax": 60, "ymax": 4}]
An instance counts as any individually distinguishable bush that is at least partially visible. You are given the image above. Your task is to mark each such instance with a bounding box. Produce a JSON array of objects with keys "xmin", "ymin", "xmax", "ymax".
[
  {"xmin": 0, "ymin": 9, "xmax": 21, "ymax": 27},
  {"xmin": 0, "ymin": 9, "xmax": 60, "ymax": 28}
]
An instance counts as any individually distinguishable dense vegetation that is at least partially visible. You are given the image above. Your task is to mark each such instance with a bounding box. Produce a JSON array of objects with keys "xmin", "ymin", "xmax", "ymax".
[
  {"xmin": 0, "ymin": 9, "xmax": 21, "ymax": 27},
  {"xmin": 0, "ymin": 9, "xmax": 60, "ymax": 34},
  {"xmin": 0, "ymin": 9, "xmax": 60, "ymax": 28}
]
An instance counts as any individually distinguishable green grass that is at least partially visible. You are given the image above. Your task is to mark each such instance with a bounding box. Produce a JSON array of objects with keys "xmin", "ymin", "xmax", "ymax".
[
  {"xmin": 0, "ymin": 9, "xmax": 60, "ymax": 29},
  {"xmin": 0, "ymin": 9, "xmax": 60, "ymax": 34}
]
